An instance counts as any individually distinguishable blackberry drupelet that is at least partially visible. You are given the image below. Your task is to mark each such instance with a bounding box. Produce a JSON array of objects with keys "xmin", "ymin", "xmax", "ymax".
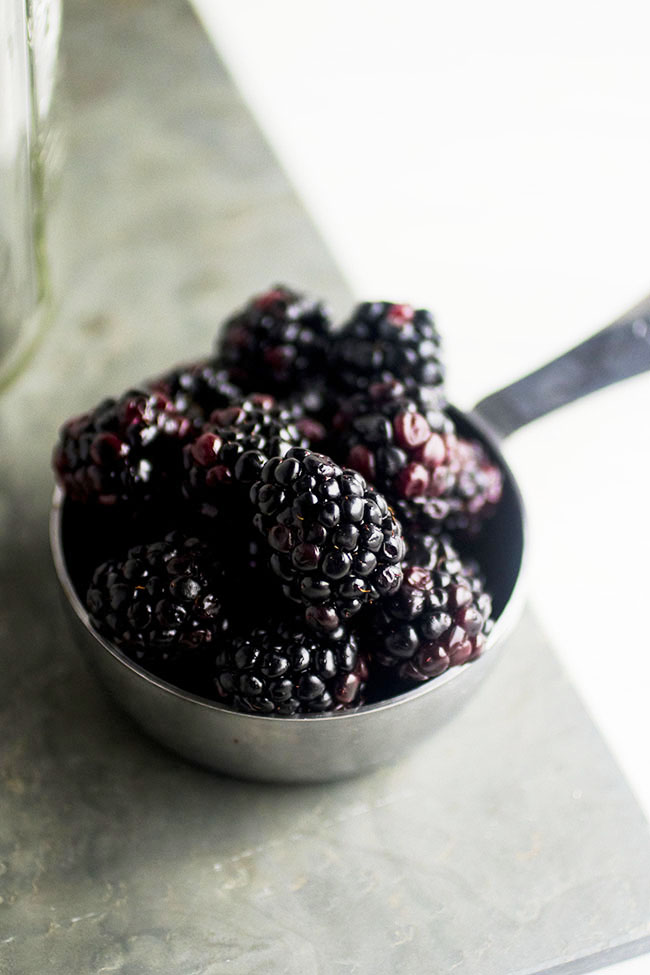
[
  {"xmin": 147, "ymin": 358, "xmax": 243, "ymax": 425},
  {"xmin": 217, "ymin": 285, "xmax": 333, "ymax": 395},
  {"xmin": 86, "ymin": 532, "xmax": 229, "ymax": 683},
  {"xmin": 214, "ymin": 619, "xmax": 367, "ymax": 714},
  {"xmin": 367, "ymin": 539, "xmax": 493, "ymax": 684},
  {"xmin": 250, "ymin": 447, "xmax": 405, "ymax": 632},
  {"xmin": 333, "ymin": 380, "xmax": 503, "ymax": 535},
  {"xmin": 182, "ymin": 395, "xmax": 310, "ymax": 519},
  {"xmin": 331, "ymin": 300, "xmax": 445, "ymax": 402},
  {"xmin": 53, "ymin": 389, "xmax": 194, "ymax": 507}
]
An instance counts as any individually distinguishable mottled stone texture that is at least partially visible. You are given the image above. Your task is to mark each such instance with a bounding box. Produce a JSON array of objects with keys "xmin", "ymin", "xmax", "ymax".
[{"xmin": 1, "ymin": 0, "xmax": 650, "ymax": 973}]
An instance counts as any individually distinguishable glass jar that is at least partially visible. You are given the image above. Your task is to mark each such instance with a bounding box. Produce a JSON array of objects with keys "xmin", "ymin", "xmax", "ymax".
[{"xmin": 0, "ymin": 0, "xmax": 61, "ymax": 393}]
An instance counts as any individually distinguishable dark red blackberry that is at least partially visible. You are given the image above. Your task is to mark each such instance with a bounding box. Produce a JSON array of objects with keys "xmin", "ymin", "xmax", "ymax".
[
  {"xmin": 250, "ymin": 447, "xmax": 405, "ymax": 632},
  {"xmin": 447, "ymin": 437, "xmax": 504, "ymax": 531},
  {"xmin": 182, "ymin": 395, "xmax": 310, "ymax": 519},
  {"xmin": 213, "ymin": 619, "xmax": 367, "ymax": 715},
  {"xmin": 147, "ymin": 358, "xmax": 243, "ymax": 425},
  {"xmin": 331, "ymin": 300, "xmax": 445, "ymax": 402},
  {"xmin": 333, "ymin": 381, "xmax": 503, "ymax": 535},
  {"xmin": 217, "ymin": 285, "xmax": 333, "ymax": 395},
  {"xmin": 367, "ymin": 541, "xmax": 493, "ymax": 684},
  {"xmin": 53, "ymin": 389, "xmax": 194, "ymax": 507},
  {"xmin": 86, "ymin": 532, "xmax": 229, "ymax": 684}
]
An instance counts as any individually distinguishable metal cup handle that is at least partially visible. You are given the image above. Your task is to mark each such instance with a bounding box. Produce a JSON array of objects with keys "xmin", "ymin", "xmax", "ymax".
[{"xmin": 474, "ymin": 292, "xmax": 650, "ymax": 439}]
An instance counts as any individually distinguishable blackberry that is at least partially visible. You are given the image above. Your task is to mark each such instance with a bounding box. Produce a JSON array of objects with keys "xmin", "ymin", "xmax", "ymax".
[
  {"xmin": 53, "ymin": 389, "xmax": 194, "ymax": 507},
  {"xmin": 392, "ymin": 496, "xmax": 471, "ymax": 550},
  {"xmin": 217, "ymin": 285, "xmax": 333, "ymax": 395},
  {"xmin": 333, "ymin": 381, "xmax": 503, "ymax": 534},
  {"xmin": 182, "ymin": 395, "xmax": 310, "ymax": 519},
  {"xmin": 284, "ymin": 384, "xmax": 331, "ymax": 446},
  {"xmin": 147, "ymin": 358, "xmax": 243, "ymax": 425},
  {"xmin": 250, "ymin": 447, "xmax": 405, "ymax": 632},
  {"xmin": 368, "ymin": 541, "xmax": 493, "ymax": 684},
  {"xmin": 214, "ymin": 619, "xmax": 367, "ymax": 715},
  {"xmin": 86, "ymin": 532, "xmax": 229, "ymax": 683},
  {"xmin": 331, "ymin": 300, "xmax": 445, "ymax": 402},
  {"xmin": 401, "ymin": 522, "xmax": 450, "ymax": 570}
]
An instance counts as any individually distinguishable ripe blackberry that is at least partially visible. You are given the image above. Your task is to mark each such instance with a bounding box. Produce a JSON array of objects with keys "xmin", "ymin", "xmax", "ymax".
[
  {"xmin": 147, "ymin": 358, "xmax": 243, "ymax": 425},
  {"xmin": 331, "ymin": 300, "xmax": 445, "ymax": 402},
  {"xmin": 250, "ymin": 447, "xmax": 405, "ymax": 632},
  {"xmin": 285, "ymin": 384, "xmax": 331, "ymax": 446},
  {"xmin": 214, "ymin": 619, "xmax": 367, "ymax": 715},
  {"xmin": 444, "ymin": 436, "xmax": 504, "ymax": 532},
  {"xmin": 367, "ymin": 541, "xmax": 493, "ymax": 684},
  {"xmin": 86, "ymin": 532, "xmax": 229, "ymax": 683},
  {"xmin": 333, "ymin": 381, "xmax": 503, "ymax": 534},
  {"xmin": 53, "ymin": 389, "xmax": 194, "ymax": 507},
  {"xmin": 400, "ymin": 521, "xmax": 450, "ymax": 570},
  {"xmin": 182, "ymin": 395, "xmax": 310, "ymax": 519},
  {"xmin": 217, "ymin": 285, "xmax": 333, "ymax": 395}
]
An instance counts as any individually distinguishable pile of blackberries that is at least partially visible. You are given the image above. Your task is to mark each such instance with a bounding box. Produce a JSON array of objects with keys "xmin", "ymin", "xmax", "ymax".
[{"xmin": 54, "ymin": 286, "xmax": 502, "ymax": 714}]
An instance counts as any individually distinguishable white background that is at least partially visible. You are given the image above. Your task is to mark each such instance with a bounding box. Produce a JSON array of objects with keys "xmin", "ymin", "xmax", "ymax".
[{"xmin": 191, "ymin": 3, "xmax": 650, "ymax": 970}]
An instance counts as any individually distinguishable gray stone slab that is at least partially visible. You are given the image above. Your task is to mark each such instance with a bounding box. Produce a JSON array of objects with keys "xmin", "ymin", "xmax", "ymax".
[{"xmin": 1, "ymin": 0, "xmax": 650, "ymax": 972}]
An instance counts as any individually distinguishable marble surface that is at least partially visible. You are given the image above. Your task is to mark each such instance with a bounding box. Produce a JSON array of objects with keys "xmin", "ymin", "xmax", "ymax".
[{"xmin": 1, "ymin": 1, "xmax": 650, "ymax": 972}]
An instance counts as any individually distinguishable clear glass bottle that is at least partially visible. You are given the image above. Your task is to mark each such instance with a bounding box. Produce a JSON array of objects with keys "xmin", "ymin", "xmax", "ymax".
[{"xmin": 0, "ymin": 0, "xmax": 61, "ymax": 393}]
